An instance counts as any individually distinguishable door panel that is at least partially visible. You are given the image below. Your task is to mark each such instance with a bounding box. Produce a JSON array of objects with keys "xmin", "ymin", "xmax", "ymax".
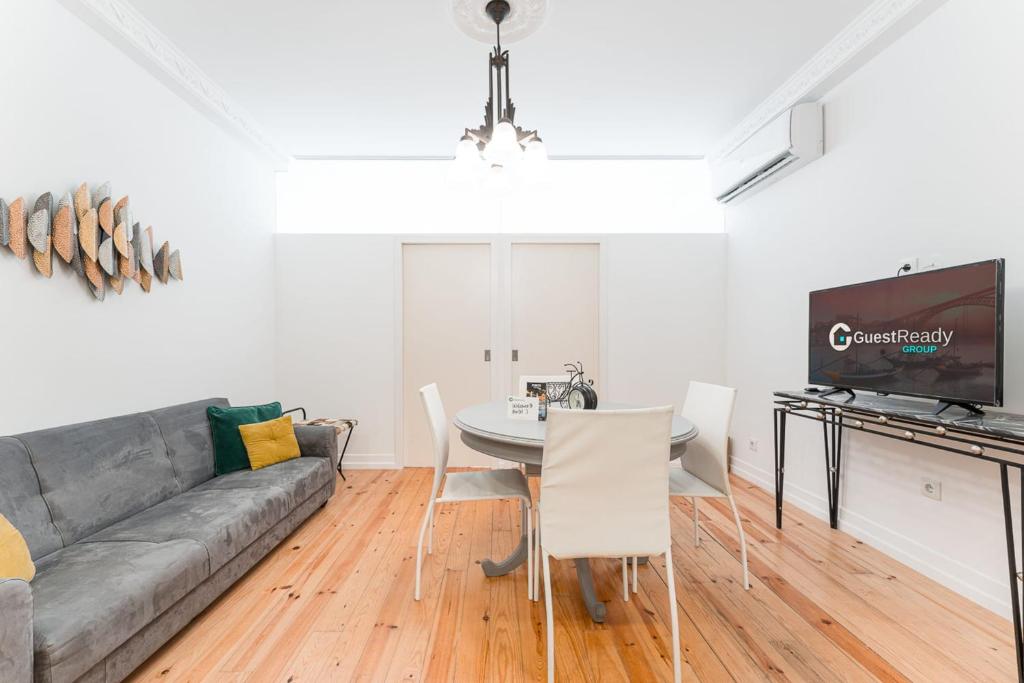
[
  {"xmin": 511, "ymin": 243, "xmax": 600, "ymax": 399},
  {"xmin": 403, "ymin": 244, "xmax": 493, "ymax": 467}
]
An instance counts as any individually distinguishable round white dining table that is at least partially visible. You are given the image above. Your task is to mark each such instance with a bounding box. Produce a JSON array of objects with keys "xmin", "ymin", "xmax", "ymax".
[{"xmin": 453, "ymin": 400, "xmax": 698, "ymax": 623}]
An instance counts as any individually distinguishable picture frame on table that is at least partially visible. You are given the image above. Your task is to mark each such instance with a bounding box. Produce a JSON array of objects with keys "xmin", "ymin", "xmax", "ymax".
[{"xmin": 519, "ymin": 375, "xmax": 572, "ymax": 420}]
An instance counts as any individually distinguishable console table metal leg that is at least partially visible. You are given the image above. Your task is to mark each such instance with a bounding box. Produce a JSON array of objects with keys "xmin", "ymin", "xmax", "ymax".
[
  {"xmin": 820, "ymin": 409, "xmax": 842, "ymax": 530},
  {"xmin": 834, "ymin": 416, "xmax": 844, "ymax": 527},
  {"xmin": 774, "ymin": 409, "xmax": 787, "ymax": 529},
  {"xmin": 1001, "ymin": 464, "xmax": 1024, "ymax": 682}
]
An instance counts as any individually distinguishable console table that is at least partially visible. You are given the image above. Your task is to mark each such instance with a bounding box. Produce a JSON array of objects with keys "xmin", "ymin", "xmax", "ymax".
[{"xmin": 773, "ymin": 389, "xmax": 1024, "ymax": 681}]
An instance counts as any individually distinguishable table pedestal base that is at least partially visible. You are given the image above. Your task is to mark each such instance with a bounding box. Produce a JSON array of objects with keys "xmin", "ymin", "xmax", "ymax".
[{"xmin": 481, "ymin": 527, "xmax": 647, "ymax": 623}]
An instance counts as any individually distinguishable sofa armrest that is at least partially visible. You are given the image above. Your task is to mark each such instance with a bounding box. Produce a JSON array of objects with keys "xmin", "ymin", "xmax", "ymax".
[
  {"xmin": 0, "ymin": 578, "xmax": 32, "ymax": 683},
  {"xmin": 294, "ymin": 425, "xmax": 339, "ymax": 469}
]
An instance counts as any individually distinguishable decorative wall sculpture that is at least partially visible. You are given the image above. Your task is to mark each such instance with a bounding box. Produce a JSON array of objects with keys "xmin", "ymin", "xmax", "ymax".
[{"xmin": 1, "ymin": 182, "xmax": 182, "ymax": 300}]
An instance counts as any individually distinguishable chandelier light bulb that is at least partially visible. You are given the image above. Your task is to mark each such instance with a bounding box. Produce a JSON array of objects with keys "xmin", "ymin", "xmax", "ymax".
[
  {"xmin": 455, "ymin": 138, "xmax": 481, "ymax": 164},
  {"xmin": 492, "ymin": 121, "xmax": 518, "ymax": 150},
  {"xmin": 523, "ymin": 139, "xmax": 548, "ymax": 164}
]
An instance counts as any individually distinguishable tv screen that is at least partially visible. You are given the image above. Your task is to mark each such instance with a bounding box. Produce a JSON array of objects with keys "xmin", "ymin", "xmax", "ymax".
[{"xmin": 808, "ymin": 259, "xmax": 1004, "ymax": 406}]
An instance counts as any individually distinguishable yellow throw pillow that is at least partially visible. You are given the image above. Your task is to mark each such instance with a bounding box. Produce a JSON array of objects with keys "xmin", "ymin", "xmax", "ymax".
[
  {"xmin": 239, "ymin": 415, "xmax": 301, "ymax": 470},
  {"xmin": 0, "ymin": 514, "xmax": 35, "ymax": 582}
]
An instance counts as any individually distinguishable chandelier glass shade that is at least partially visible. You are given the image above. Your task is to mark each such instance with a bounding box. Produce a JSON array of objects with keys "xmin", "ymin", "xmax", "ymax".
[{"xmin": 455, "ymin": 0, "xmax": 547, "ymax": 181}]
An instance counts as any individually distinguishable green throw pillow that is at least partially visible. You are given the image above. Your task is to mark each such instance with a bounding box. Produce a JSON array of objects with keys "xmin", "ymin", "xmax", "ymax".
[{"xmin": 208, "ymin": 402, "xmax": 283, "ymax": 475}]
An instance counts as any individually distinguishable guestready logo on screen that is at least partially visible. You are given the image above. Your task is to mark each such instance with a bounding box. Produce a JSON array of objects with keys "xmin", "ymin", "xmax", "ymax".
[{"xmin": 828, "ymin": 322, "xmax": 954, "ymax": 354}]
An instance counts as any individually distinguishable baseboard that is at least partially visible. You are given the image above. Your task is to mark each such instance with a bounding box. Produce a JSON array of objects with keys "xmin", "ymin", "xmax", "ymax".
[
  {"xmin": 340, "ymin": 453, "xmax": 401, "ymax": 469},
  {"xmin": 730, "ymin": 457, "xmax": 1010, "ymax": 619}
]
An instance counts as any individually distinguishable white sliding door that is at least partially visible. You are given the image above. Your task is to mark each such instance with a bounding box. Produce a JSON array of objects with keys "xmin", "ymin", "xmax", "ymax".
[{"xmin": 402, "ymin": 243, "xmax": 494, "ymax": 467}]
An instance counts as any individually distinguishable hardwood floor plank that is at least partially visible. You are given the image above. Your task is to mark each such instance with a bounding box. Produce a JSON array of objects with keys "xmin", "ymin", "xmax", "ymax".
[
  {"xmin": 285, "ymin": 471, "xmax": 434, "ymax": 682},
  {"xmin": 128, "ymin": 469, "xmax": 1015, "ymax": 683},
  {"xmin": 703, "ymin": 486, "xmax": 1006, "ymax": 682},
  {"xmin": 484, "ymin": 501, "xmax": 527, "ymax": 683},
  {"xmin": 450, "ymin": 497, "xmax": 496, "ymax": 682},
  {"xmin": 349, "ymin": 486, "xmax": 462, "ymax": 681},
  {"xmin": 720, "ymin": 481, "xmax": 1015, "ymax": 680},
  {"xmin": 392, "ymin": 502, "xmax": 476, "ymax": 682}
]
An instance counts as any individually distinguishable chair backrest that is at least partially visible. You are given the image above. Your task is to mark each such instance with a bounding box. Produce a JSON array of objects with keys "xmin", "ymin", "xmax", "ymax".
[
  {"xmin": 680, "ymin": 381, "xmax": 737, "ymax": 495},
  {"xmin": 418, "ymin": 384, "xmax": 450, "ymax": 484},
  {"xmin": 539, "ymin": 406, "xmax": 674, "ymax": 559}
]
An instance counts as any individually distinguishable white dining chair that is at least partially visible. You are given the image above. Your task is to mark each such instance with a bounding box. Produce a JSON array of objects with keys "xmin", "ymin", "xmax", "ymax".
[
  {"xmin": 669, "ymin": 381, "xmax": 749, "ymax": 590},
  {"xmin": 536, "ymin": 406, "xmax": 681, "ymax": 683},
  {"xmin": 414, "ymin": 383, "xmax": 534, "ymax": 601}
]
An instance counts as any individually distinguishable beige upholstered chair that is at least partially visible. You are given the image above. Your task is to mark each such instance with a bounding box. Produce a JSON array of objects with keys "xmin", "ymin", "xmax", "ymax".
[
  {"xmin": 414, "ymin": 383, "xmax": 534, "ymax": 601},
  {"xmin": 536, "ymin": 406, "xmax": 681, "ymax": 683},
  {"xmin": 670, "ymin": 381, "xmax": 749, "ymax": 590}
]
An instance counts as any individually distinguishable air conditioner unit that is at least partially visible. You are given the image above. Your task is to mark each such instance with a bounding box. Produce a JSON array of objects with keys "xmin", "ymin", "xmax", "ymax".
[{"xmin": 710, "ymin": 103, "xmax": 823, "ymax": 204}]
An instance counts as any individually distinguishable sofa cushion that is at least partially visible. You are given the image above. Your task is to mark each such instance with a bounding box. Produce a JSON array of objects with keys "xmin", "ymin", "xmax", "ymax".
[
  {"xmin": 0, "ymin": 437, "xmax": 63, "ymax": 560},
  {"xmin": 240, "ymin": 415, "xmax": 301, "ymax": 470},
  {"xmin": 86, "ymin": 485, "xmax": 293, "ymax": 573},
  {"xmin": 147, "ymin": 397, "xmax": 229, "ymax": 491},
  {"xmin": 197, "ymin": 456, "xmax": 334, "ymax": 509},
  {"xmin": 16, "ymin": 413, "xmax": 181, "ymax": 545},
  {"xmin": 32, "ymin": 539, "xmax": 208, "ymax": 683},
  {"xmin": 208, "ymin": 402, "xmax": 283, "ymax": 475},
  {"xmin": 0, "ymin": 514, "xmax": 35, "ymax": 581}
]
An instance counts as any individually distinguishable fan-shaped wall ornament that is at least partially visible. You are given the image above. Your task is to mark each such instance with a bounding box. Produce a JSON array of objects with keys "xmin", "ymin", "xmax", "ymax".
[
  {"xmin": 7, "ymin": 198, "xmax": 27, "ymax": 259},
  {"xmin": 1, "ymin": 181, "xmax": 184, "ymax": 300}
]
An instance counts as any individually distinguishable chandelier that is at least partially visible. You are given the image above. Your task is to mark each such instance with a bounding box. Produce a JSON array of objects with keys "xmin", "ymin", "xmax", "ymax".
[{"xmin": 454, "ymin": 0, "xmax": 548, "ymax": 179}]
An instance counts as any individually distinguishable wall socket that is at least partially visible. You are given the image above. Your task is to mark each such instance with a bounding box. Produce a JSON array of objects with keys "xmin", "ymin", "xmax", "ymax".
[
  {"xmin": 747, "ymin": 438, "xmax": 759, "ymax": 453},
  {"xmin": 921, "ymin": 477, "xmax": 942, "ymax": 501}
]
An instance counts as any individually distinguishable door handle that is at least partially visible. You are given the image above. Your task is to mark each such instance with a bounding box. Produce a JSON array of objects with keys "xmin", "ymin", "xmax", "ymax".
[
  {"xmin": 512, "ymin": 349, "xmax": 519, "ymax": 362},
  {"xmin": 484, "ymin": 349, "xmax": 491, "ymax": 362}
]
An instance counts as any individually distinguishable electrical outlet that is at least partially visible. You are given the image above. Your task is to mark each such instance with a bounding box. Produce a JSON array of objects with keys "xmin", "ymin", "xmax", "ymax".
[
  {"xmin": 922, "ymin": 478, "xmax": 942, "ymax": 501},
  {"xmin": 747, "ymin": 438, "xmax": 759, "ymax": 453},
  {"xmin": 897, "ymin": 257, "xmax": 918, "ymax": 275}
]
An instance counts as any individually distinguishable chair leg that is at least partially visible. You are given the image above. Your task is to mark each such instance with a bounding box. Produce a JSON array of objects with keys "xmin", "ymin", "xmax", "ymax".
[
  {"xmin": 728, "ymin": 494, "xmax": 751, "ymax": 590},
  {"xmin": 665, "ymin": 545, "xmax": 682, "ymax": 683},
  {"xmin": 414, "ymin": 499, "xmax": 433, "ymax": 601},
  {"xmin": 621, "ymin": 558, "xmax": 629, "ymax": 601},
  {"xmin": 632, "ymin": 556, "xmax": 638, "ymax": 594},
  {"xmin": 534, "ymin": 507, "xmax": 541, "ymax": 602},
  {"xmin": 525, "ymin": 501, "xmax": 534, "ymax": 601},
  {"xmin": 543, "ymin": 550, "xmax": 555, "ymax": 683},
  {"xmin": 427, "ymin": 503, "xmax": 434, "ymax": 555},
  {"xmin": 693, "ymin": 497, "xmax": 700, "ymax": 547}
]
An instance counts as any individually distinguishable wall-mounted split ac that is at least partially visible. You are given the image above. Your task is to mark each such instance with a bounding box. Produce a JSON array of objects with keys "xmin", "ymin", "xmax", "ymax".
[{"xmin": 710, "ymin": 102, "xmax": 823, "ymax": 204}]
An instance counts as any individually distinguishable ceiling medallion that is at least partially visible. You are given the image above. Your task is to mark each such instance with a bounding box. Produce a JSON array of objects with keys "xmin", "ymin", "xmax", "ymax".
[
  {"xmin": 453, "ymin": 0, "xmax": 548, "ymax": 186},
  {"xmin": 452, "ymin": 0, "xmax": 547, "ymax": 44}
]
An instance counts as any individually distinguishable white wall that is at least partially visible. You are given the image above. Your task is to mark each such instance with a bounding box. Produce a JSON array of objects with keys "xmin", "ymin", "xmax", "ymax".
[
  {"xmin": 724, "ymin": 0, "xmax": 1024, "ymax": 616},
  {"xmin": 277, "ymin": 159, "xmax": 724, "ymax": 234},
  {"xmin": 605, "ymin": 235, "xmax": 727, "ymax": 407},
  {"xmin": 0, "ymin": 0, "xmax": 277, "ymax": 433},
  {"xmin": 275, "ymin": 235, "xmax": 395, "ymax": 461},
  {"xmin": 275, "ymin": 233, "xmax": 727, "ymax": 466}
]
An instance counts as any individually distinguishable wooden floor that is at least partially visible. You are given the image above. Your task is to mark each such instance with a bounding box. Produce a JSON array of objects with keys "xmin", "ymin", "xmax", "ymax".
[{"xmin": 127, "ymin": 468, "xmax": 1016, "ymax": 682}]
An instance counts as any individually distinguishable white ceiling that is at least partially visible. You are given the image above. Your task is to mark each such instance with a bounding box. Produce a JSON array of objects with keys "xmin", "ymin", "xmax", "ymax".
[{"xmin": 127, "ymin": 0, "xmax": 873, "ymax": 158}]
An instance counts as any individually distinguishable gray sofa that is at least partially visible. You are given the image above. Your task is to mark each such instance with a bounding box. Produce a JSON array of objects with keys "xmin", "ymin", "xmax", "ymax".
[{"xmin": 0, "ymin": 398, "xmax": 338, "ymax": 683}]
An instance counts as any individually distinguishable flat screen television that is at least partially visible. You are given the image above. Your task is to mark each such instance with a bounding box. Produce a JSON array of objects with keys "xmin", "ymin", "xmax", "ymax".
[{"xmin": 808, "ymin": 259, "xmax": 1005, "ymax": 408}]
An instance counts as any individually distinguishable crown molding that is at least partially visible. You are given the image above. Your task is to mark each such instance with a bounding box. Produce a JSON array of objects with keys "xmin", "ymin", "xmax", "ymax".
[
  {"xmin": 60, "ymin": 0, "xmax": 290, "ymax": 169},
  {"xmin": 709, "ymin": 0, "xmax": 948, "ymax": 162}
]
